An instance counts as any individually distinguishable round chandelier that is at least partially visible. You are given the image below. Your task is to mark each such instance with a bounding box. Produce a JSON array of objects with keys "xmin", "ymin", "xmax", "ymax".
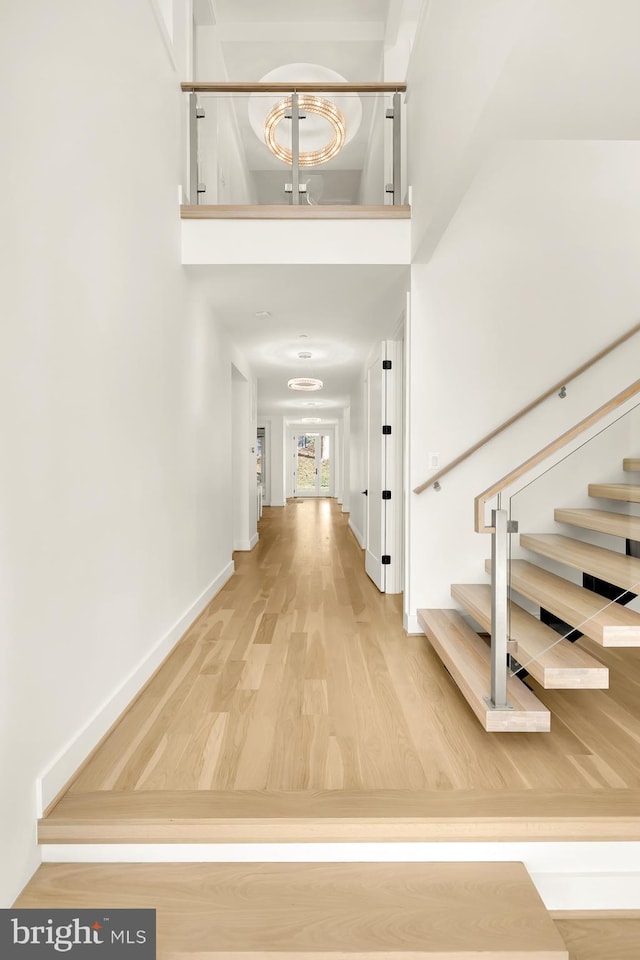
[
  {"xmin": 248, "ymin": 63, "xmax": 362, "ymax": 169},
  {"xmin": 264, "ymin": 95, "xmax": 346, "ymax": 167}
]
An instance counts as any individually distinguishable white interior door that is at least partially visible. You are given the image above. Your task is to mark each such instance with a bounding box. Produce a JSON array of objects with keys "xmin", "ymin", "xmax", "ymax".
[
  {"xmin": 365, "ymin": 345, "xmax": 386, "ymax": 590},
  {"xmin": 365, "ymin": 341, "xmax": 402, "ymax": 593}
]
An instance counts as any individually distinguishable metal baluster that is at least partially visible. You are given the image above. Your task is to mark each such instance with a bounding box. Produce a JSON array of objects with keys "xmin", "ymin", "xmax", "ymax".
[{"xmin": 385, "ymin": 91, "xmax": 402, "ymax": 205}]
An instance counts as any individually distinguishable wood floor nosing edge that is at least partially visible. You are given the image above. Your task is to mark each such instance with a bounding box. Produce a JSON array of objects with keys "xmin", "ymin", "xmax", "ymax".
[
  {"xmin": 38, "ymin": 787, "xmax": 640, "ymax": 843},
  {"xmin": 37, "ymin": 820, "xmax": 640, "ymax": 843}
]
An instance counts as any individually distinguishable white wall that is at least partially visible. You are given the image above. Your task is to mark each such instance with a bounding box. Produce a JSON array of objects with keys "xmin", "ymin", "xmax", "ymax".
[
  {"xmin": 406, "ymin": 0, "xmax": 536, "ymax": 259},
  {"xmin": 0, "ymin": 0, "xmax": 249, "ymax": 905},
  {"xmin": 348, "ymin": 376, "xmax": 367, "ymax": 547},
  {"xmin": 341, "ymin": 408, "xmax": 351, "ymax": 515},
  {"xmin": 403, "ymin": 0, "xmax": 640, "ymax": 627},
  {"xmin": 181, "ymin": 218, "xmax": 412, "ymax": 266},
  {"xmin": 258, "ymin": 416, "xmax": 286, "ymax": 507},
  {"xmin": 405, "ymin": 140, "xmax": 640, "ymax": 622}
]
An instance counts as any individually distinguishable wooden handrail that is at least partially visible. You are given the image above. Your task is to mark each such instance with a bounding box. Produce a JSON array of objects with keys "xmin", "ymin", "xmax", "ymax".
[
  {"xmin": 413, "ymin": 320, "xmax": 640, "ymax": 495},
  {"xmin": 181, "ymin": 82, "xmax": 407, "ymax": 94},
  {"xmin": 180, "ymin": 204, "xmax": 411, "ymax": 220},
  {"xmin": 474, "ymin": 378, "xmax": 640, "ymax": 533}
]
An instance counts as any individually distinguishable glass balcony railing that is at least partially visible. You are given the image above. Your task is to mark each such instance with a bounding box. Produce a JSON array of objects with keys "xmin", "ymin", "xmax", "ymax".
[{"xmin": 182, "ymin": 83, "xmax": 407, "ymax": 210}]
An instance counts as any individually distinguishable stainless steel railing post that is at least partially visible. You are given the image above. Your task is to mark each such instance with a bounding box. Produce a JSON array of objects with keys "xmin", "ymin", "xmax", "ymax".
[
  {"xmin": 489, "ymin": 508, "xmax": 510, "ymax": 709},
  {"xmin": 291, "ymin": 92, "xmax": 300, "ymax": 206}
]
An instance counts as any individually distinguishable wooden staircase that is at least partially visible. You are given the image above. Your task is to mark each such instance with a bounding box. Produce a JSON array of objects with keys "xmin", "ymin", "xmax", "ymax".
[{"xmin": 419, "ymin": 457, "xmax": 640, "ymax": 732}]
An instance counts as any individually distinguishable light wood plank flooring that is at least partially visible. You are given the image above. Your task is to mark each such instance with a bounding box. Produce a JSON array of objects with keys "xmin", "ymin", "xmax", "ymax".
[
  {"xmin": 12, "ymin": 862, "xmax": 569, "ymax": 959},
  {"xmin": 14, "ymin": 864, "xmax": 640, "ymax": 958},
  {"xmin": 43, "ymin": 499, "xmax": 640, "ymax": 839}
]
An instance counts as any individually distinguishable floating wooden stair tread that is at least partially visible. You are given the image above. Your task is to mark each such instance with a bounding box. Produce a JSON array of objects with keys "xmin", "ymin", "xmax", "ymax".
[
  {"xmin": 554, "ymin": 507, "xmax": 640, "ymax": 541},
  {"xmin": 588, "ymin": 483, "xmax": 640, "ymax": 502},
  {"xmin": 623, "ymin": 458, "xmax": 640, "ymax": 471},
  {"xmin": 14, "ymin": 861, "xmax": 569, "ymax": 959},
  {"xmin": 451, "ymin": 583, "xmax": 608, "ymax": 689},
  {"xmin": 418, "ymin": 609, "xmax": 550, "ymax": 732},
  {"xmin": 520, "ymin": 533, "xmax": 640, "ymax": 592},
  {"xmin": 486, "ymin": 559, "xmax": 640, "ymax": 647}
]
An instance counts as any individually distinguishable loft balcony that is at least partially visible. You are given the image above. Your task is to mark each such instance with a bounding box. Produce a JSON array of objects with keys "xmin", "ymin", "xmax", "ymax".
[{"xmin": 180, "ymin": 81, "xmax": 411, "ymax": 266}]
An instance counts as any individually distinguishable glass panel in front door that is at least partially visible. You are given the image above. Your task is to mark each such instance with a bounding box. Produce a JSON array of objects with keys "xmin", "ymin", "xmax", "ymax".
[
  {"xmin": 320, "ymin": 434, "xmax": 330, "ymax": 492},
  {"xmin": 296, "ymin": 434, "xmax": 317, "ymax": 494}
]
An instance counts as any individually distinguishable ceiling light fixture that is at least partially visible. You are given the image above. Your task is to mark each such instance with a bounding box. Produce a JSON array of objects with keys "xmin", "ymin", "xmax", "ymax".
[
  {"xmin": 255, "ymin": 311, "xmax": 272, "ymax": 320},
  {"xmin": 264, "ymin": 95, "xmax": 346, "ymax": 167},
  {"xmin": 288, "ymin": 377, "xmax": 323, "ymax": 392},
  {"xmin": 302, "ymin": 417, "xmax": 322, "ymax": 423},
  {"xmin": 297, "ymin": 351, "xmax": 312, "ymax": 359},
  {"xmin": 248, "ymin": 64, "xmax": 363, "ymax": 169}
]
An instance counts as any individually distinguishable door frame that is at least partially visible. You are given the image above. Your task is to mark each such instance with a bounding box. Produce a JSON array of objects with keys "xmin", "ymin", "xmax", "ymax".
[
  {"xmin": 364, "ymin": 336, "xmax": 404, "ymax": 595},
  {"xmin": 288, "ymin": 426, "xmax": 336, "ymax": 498}
]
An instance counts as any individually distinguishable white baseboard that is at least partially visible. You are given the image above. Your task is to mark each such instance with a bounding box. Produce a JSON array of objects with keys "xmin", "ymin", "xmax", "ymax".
[
  {"xmin": 348, "ymin": 519, "xmax": 365, "ymax": 548},
  {"xmin": 404, "ymin": 612, "xmax": 423, "ymax": 635},
  {"xmin": 40, "ymin": 841, "xmax": 640, "ymax": 910},
  {"xmin": 234, "ymin": 533, "xmax": 259, "ymax": 551},
  {"xmin": 36, "ymin": 561, "xmax": 235, "ymax": 816}
]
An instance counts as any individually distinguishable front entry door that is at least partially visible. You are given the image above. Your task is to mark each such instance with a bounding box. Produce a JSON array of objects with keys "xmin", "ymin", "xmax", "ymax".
[{"xmin": 294, "ymin": 433, "xmax": 331, "ymax": 496}]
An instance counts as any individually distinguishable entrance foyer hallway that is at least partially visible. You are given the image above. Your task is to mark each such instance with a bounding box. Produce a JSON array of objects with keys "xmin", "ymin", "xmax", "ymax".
[{"xmin": 42, "ymin": 499, "xmax": 640, "ymax": 844}]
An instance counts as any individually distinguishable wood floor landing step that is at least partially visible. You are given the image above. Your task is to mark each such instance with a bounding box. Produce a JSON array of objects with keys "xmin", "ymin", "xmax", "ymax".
[
  {"xmin": 39, "ymin": 789, "xmax": 640, "ymax": 843},
  {"xmin": 554, "ymin": 507, "xmax": 640, "ymax": 541},
  {"xmin": 623, "ymin": 458, "xmax": 640, "ymax": 471},
  {"xmin": 450, "ymin": 583, "xmax": 608, "ymax": 689},
  {"xmin": 520, "ymin": 533, "xmax": 640, "ymax": 592},
  {"xmin": 588, "ymin": 482, "xmax": 640, "ymax": 503},
  {"xmin": 417, "ymin": 609, "xmax": 550, "ymax": 732},
  {"xmin": 487, "ymin": 559, "xmax": 640, "ymax": 647},
  {"xmin": 14, "ymin": 861, "xmax": 569, "ymax": 959}
]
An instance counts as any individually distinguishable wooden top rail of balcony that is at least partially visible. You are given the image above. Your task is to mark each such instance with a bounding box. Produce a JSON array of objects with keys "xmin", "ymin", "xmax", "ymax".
[
  {"xmin": 413, "ymin": 320, "xmax": 640, "ymax": 502},
  {"xmin": 181, "ymin": 204, "xmax": 410, "ymax": 220},
  {"xmin": 181, "ymin": 81, "xmax": 407, "ymax": 94}
]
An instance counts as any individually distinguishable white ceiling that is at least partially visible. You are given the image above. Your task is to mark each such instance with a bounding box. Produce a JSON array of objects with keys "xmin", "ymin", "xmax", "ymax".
[
  {"xmin": 195, "ymin": 1, "xmax": 410, "ymax": 422},
  {"xmin": 213, "ymin": 1, "xmax": 390, "ymax": 25},
  {"xmin": 187, "ymin": 265, "xmax": 409, "ymax": 419}
]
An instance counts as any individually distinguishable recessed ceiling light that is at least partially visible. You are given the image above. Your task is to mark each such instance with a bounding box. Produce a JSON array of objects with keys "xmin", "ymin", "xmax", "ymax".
[
  {"xmin": 305, "ymin": 401, "xmax": 319, "ymax": 406},
  {"xmin": 288, "ymin": 377, "xmax": 323, "ymax": 392},
  {"xmin": 298, "ymin": 351, "xmax": 312, "ymax": 359},
  {"xmin": 255, "ymin": 311, "xmax": 272, "ymax": 320},
  {"xmin": 302, "ymin": 417, "xmax": 321, "ymax": 423}
]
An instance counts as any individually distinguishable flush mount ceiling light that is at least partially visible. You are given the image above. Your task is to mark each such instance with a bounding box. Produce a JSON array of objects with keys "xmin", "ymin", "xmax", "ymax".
[
  {"xmin": 302, "ymin": 417, "xmax": 322, "ymax": 423},
  {"xmin": 297, "ymin": 351, "xmax": 312, "ymax": 359},
  {"xmin": 288, "ymin": 377, "xmax": 323, "ymax": 392},
  {"xmin": 248, "ymin": 64, "xmax": 362, "ymax": 169}
]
